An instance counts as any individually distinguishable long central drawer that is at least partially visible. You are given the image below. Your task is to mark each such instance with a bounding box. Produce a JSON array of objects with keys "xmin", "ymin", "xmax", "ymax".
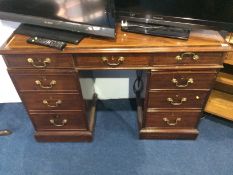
[{"xmin": 74, "ymin": 54, "xmax": 151, "ymax": 68}]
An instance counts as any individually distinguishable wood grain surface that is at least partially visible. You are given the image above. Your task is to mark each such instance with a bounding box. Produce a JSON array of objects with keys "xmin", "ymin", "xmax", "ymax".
[{"xmin": 0, "ymin": 25, "xmax": 231, "ymax": 54}]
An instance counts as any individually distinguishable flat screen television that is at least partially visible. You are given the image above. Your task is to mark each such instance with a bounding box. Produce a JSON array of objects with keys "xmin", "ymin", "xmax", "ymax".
[
  {"xmin": 115, "ymin": 0, "xmax": 233, "ymax": 32},
  {"xmin": 0, "ymin": 0, "xmax": 116, "ymax": 38}
]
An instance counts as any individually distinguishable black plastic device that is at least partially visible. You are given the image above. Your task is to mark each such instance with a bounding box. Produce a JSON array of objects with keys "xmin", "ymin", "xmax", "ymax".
[
  {"xmin": 15, "ymin": 24, "xmax": 86, "ymax": 44},
  {"xmin": 121, "ymin": 21, "xmax": 190, "ymax": 40},
  {"xmin": 27, "ymin": 37, "xmax": 67, "ymax": 50}
]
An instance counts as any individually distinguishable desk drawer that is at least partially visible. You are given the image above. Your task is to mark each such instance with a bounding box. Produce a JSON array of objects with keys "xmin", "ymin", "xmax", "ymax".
[
  {"xmin": 148, "ymin": 90, "xmax": 209, "ymax": 109},
  {"xmin": 150, "ymin": 71, "xmax": 217, "ymax": 90},
  {"xmin": 144, "ymin": 111, "xmax": 201, "ymax": 128},
  {"xmin": 21, "ymin": 92, "xmax": 83, "ymax": 111},
  {"xmin": 3, "ymin": 54, "xmax": 74, "ymax": 68},
  {"xmin": 30, "ymin": 111, "xmax": 87, "ymax": 131},
  {"xmin": 9, "ymin": 72, "xmax": 79, "ymax": 92},
  {"xmin": 153, "ymin": 52, "xmax": 223, "ymax": 66},
  {"xmin": 75, "ymin": 54, "xmax": 150, "ymax": 68}
]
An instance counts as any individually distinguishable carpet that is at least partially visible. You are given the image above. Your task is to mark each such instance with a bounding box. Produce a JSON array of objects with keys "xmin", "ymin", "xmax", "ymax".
[{"xmin": 0, "ymin": 101, "xmax": 233, "ymax": 175}]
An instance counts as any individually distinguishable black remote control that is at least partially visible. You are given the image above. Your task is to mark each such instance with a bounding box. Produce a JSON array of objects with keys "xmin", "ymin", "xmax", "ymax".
[
  {"xmin": 121, "ymin": 21, "xmax": 190, "ymax": 40},
  {"xmin": 27, "ymin": 37, "xmax": 67, "ymax": 50}
]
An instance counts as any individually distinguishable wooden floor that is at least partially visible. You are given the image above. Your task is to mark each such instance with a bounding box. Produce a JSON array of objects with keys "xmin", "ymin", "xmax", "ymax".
[
  {"xmin": 224, "ymin": 52, "xmax": 233, "ymax": 65},
  {"xmin": 205, "ymin": 90, "xmax": 233, "ymax": 121},
  {"xmin": 205, "ymin": 41, "xmax": 233, "ymax": 121},
  {"xmin": 215, "ymin": 72, "xmax": 233, "ymax": 94}
]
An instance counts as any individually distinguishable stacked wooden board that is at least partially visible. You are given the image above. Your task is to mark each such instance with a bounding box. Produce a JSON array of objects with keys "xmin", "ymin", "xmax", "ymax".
[{"xmin": 205, "ymin": 48, "xmax": 233, "ymax": 121}]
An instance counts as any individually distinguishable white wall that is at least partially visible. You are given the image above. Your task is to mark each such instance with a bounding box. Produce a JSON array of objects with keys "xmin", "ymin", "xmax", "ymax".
[
  {"xmin": 93, "ymin": 70, "xmax": 136, "ymax": 99},
  {"xmin": 0, "ymin": 20, "xmax": 136, "ymax": 103},
  {"xmin": 0, "ymin": 20, "xmax": 21, "ymax": 103}
]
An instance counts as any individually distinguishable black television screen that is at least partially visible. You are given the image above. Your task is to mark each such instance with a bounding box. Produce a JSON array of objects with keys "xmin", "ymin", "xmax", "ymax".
[
  {"xmin": 0, "ymin": 0, "xmax": 116, "ymax": 38},
  {"xmin": 115, "ymin": 0, "xmax": 233, "ymax": 32}
]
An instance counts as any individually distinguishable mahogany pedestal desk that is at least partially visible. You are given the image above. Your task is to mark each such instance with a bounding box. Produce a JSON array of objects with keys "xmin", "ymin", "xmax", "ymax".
[{"xmin": 0, "ymin": 26, "xmax": 231, "ymax": 142}]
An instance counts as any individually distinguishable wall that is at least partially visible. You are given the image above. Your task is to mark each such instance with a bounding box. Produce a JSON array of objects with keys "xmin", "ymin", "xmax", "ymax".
[
  {"xmin": 0, "ymin": 20, "xmax": 137, "ymax": 103},
  {"xmin": 0, "ymin": 20, "xmax": 21, "ymax": 103}
]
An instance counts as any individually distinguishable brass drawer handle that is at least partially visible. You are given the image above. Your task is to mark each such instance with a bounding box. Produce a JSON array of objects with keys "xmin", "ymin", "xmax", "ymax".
[
  {"xmin": 43, "ymin": 99, "xmax": 62, "ymax": 108},
  {"xmin": 167, "ymin": 97, "xmax": 187, "ymax": 106},
  {"xmin": 163, "ymin": 117, "xmax": 181, "ymax": 126},
  {"xmin": 27, "ymin": 58, "xmax": 51, "ymax": 68},
  {"xmin": 35, "ymin": 80, "xmax": 56, "ymax": 89},
  {"xmin": 102, "ymin": 56, "xmax": 125, "ymax": 67},
  {"xmin": 175, "ymin": 52, "xmax": 199, "ymax": 61},
  {"xmin": 171, "ymin": 78, "xmax": 194, "ymax": 88},
  {"xmin": 49, "ymin": 116, "xmax": 67, "ymax": 127}
]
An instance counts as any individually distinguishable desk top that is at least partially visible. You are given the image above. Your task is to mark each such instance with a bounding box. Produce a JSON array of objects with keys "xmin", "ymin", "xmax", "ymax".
[{"xmin": 0, "ymin": 25, "xmax": 231, "ymax": 54}]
